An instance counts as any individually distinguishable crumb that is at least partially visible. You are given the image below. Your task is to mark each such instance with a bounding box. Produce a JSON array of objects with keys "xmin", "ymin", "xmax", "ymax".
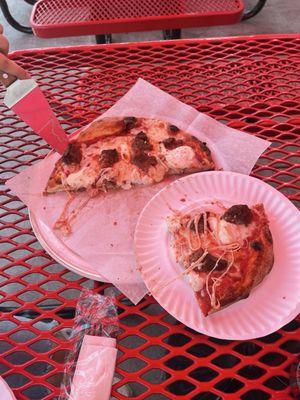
[
  {"xmin": 180, "ymin": 198, "xmax": 186, "ymax": 202},
  {"xmin": 110, "ymin": 244, "xmax": 114, "ymax": 247},
  {"xmin": 43, "ymin": 206, "xmax": 46, "ymax": 210},
  {"xmin": 283, "ymin": 296, "xmax": 286, "ymax": 299},
  {"xmin": 113, "ymin": 221, "xmax": 117, "ymax": 226}
]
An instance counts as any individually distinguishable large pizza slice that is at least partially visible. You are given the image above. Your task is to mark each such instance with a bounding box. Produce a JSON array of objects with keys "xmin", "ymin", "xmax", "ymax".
[
  {"xmin": 45, "ymin": 117, "xmax": 214, "ymax": 194},
  {"xmin": 167, "ymin": 203, "xmax": 274, "ymax": 316}
]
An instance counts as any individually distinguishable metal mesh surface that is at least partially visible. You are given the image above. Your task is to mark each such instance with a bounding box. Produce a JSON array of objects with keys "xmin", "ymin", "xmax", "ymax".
[
  {"xmin": 33, "ymin": 0, "xmax": 243, "ymax": 23},
  {"xmin": 0, "ymin": 35, "xmax": 299, "ymax": 399},
  {"xmin": 31, "ymin": 0, "xmax": 244, "ymax": 37}
]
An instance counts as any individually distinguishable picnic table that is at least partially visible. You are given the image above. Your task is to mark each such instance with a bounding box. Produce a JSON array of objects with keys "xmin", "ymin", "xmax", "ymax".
[
  {"xmin": 1, "ymin": 0, "xmax": 268, "ymax": 40},
  {"xmin": 0, "ymin": 33, "xmax": 299, "ymax": 399}
]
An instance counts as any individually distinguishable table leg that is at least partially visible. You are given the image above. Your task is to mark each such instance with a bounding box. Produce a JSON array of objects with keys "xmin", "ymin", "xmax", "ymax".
[
  {"xmin": 96, "ymin": 34, "xmax": 113, "ymax": 44},
  {"xmin": 163, "ymin": 29, "xmax": 182, "ymax": 40},
  {"xmin": 0, "ymin": 0, "xmax": 33, "ymax": 34},
  {"xmin": 242, "ymin": 0, "xmax": 268, "ymax": 20}
]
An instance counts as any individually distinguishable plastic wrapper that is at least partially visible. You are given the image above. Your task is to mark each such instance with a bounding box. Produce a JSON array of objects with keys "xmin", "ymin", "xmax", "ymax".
[
  {"xmin": 59, "ymin": 289, "xmax": 119, "ymax": 400},
  {"xmin": 6, "ymin": 78, "xmax": 271, "ymax": 304}
]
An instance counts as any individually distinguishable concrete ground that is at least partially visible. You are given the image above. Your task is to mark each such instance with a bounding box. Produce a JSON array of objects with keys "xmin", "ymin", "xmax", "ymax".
[{"xmin": 0, "ymin": 0, "xmax": 299, "ymax": 52}]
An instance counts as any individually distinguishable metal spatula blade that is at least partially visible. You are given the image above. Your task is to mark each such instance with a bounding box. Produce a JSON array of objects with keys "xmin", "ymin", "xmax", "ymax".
[{"xmin": 3, "ymin": 78, "xmax": 68, "ymax": 154}]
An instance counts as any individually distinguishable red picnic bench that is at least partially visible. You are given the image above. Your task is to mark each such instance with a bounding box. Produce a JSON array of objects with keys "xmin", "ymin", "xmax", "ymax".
[{"xmin": 1, "ymin": 0, "xmax": 267, "ymax": 43}]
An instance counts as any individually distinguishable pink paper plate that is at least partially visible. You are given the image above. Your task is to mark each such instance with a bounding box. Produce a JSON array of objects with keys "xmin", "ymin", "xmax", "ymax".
[
  {"xmin": 134, "ymin": 171, "xmax": 300, "ymax": 340},
  {"xmin": 0, "ymin": 376, "xmax": 16, "ymax": 400}
]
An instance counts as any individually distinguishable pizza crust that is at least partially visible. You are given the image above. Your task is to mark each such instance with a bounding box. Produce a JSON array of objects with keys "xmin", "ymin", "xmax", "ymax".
[{"xmin": 74, "ymin": 118, "xmax": 127, "ymax": 144}]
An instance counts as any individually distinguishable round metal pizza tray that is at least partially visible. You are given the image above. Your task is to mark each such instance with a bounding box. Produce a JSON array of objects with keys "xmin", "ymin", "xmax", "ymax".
[{"xmin": 29, "ymin": 211, "xmax": 109, "ymax": 283}]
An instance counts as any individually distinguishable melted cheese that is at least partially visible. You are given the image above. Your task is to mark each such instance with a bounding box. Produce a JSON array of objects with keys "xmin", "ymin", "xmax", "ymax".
[
  {"xmin": 187, "ymin": 271, "xmax": 205, "ymax": 292},
  {"xmin": 167, "ymin": 215, "xmax": 182, "ymax": 233},
  {"xmin": 65, "ymin": 167, "xmax": 98, "ymax": 190},
  {"xmin": 142, "ymin": 120, "xmax": 169, "ymax": 141},
  {"xmin": 119, "ymin": 143, "xmax": 131, "ymax": 160},
  {"xmin": 208, "ymin": 216, "xmax": 254, "ymax": 245},
  {"xmin": 148, "ymin": 163, "xmax": 167, "ymax": 183},
  {"xmin": 164, "ymin": 146, "xmax": 195, "ymax": 171},
  {"xmin": 114, "ymin": 160, "xmax": 152, "ymax": 189}
]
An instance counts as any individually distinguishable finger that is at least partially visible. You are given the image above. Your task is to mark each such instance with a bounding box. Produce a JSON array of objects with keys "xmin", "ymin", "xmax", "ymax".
[
  {"xmin": 0, "ymin": 54, "xmax": 30, "ymax": 80},
  {"xmin": 0, "ymin": 35, "xmax": 9, "ymax": 55}
]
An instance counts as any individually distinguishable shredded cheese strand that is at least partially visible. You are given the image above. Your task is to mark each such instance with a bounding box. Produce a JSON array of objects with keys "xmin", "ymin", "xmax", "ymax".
[
  {"xmin": 96, "ymin": 168, "xmax": 113, "ymax": 192},
  {"xmin": 203, "ymin": 211, "xmax": 208, "ymax": 239},
  {"xmin": 207, "ymin": 216, "xmax": 219, "ymax": 242},
  {"xmin": 157, "ymin": 156, "xmax": 169, "ymax": 170},
  {"xmin": 54, "ymin": 189, "xmax": 100, "ymax": 234},
  {"xmin": 67, "ymin": 196, "xmax": 93, "ymax": 225},
  {"xmin": 153, "ymin": 250, "xmax": 208, "ymax": 295},
  {"xmin": 209, "ymin": 242, "xmax": 241, "ymax": 252},
  {"xmin": 209, "ymin": 251, "xmax": 235, "ymax": 310},
  {"xmin": 205, "ymin": 251, "xmax": 227, "ymax": 308},
  {"xmin": 187, "ymin": 214, "xmax": 202, "ymax": 251},
  {"xmin": 54, "ymin": 195, "xmax": 75, "ymax": 233},
  {"xmin": 195, "ymin": 214, "xmax": 201, "ymax": 243}
]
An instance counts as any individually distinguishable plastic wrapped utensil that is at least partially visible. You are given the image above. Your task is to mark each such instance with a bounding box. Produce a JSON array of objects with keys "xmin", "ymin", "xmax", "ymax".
[{"xmin": 59, "ymin": 289, "xmax": 119, "ymax": 400}]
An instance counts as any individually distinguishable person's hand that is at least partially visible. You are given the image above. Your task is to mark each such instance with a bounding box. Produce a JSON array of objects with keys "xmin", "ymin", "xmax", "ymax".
[{"xmin": 0, "ymin": 24, "xmax": 30, "ymax": 86}]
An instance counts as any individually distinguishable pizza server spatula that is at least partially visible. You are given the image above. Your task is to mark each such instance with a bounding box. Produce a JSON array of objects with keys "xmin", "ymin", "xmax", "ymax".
[{"xmin": 2, "ymin": 73, "xmax": 68, "ymax": 154}]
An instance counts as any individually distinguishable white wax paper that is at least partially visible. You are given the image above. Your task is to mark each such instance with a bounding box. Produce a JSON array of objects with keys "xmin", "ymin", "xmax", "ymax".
[{"xmin": 6, "ymin": 79, "xmax": 271, "ymax": 304}]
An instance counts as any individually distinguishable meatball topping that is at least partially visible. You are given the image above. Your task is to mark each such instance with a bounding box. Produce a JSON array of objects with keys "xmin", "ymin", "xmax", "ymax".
[
  {"xmin": 123, "ymin": 116, "xmax": 137, "ymax": 130},
  {"xmin": 221, "ymin": 205, "xmax": 253, "ymax": 226},
  {"xmin": 163, "ymin": 137, "xmax": 184, "ymax": 150},
  {"xmin": 62, "ymin": 143, "xmax": 82, "ymax": 165},
  {"xmin": 132, "ymin": 131, "xmax": 153, "ymax": 152},
  {"xmin": 189, "ymin": 250, "xmax": 228, "ymax": 272},
  {"xmin": 169, "ymin": 124, "xmax": 180, "ymax": 134},
  {"xmin": 200, "ymin": 141, "xmax": 211, "ymax": 155},
  {"xmin": 190, "ymin": 212, "xmax": 209, "ymax": 234},
  {"xmin": 251, "ymin": 241, "xmax": 263, "ymax": 251},
  {"xmin": 132, "ymin": 153, "xmax": 157, "ymax": 173},
  {"xmin": 100, "ymin": 149, "xmax": 119, "ymax": 168}
]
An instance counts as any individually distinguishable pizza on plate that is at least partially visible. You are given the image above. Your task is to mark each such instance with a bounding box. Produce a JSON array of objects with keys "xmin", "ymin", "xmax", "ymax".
[
  {"xmin": 167, "ymin": 203, "xmax": 274, "ymax": 316},
  {"xmin": 45, "ymin": 116, "xmax": 214, "ymax": 194}
]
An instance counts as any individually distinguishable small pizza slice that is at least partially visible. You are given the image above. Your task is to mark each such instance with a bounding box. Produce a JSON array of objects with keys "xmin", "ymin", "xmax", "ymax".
[
  {"xmin": 167, "ymin": 203, "xmax": 274, "ymax": 316},
  {"xmin": 45, "ymin": 116, "xmax": 214, "ymax": 194}
]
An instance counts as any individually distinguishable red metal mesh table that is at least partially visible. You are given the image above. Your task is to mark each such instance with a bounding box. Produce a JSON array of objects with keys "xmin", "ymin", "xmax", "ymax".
[
  {"xmin": 31, "ymin": 0, "xmax": 244, "ymax": 38},
  {"xmin": 0, "ymin": 34, "xmax": 299, "ymax": 399}
]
